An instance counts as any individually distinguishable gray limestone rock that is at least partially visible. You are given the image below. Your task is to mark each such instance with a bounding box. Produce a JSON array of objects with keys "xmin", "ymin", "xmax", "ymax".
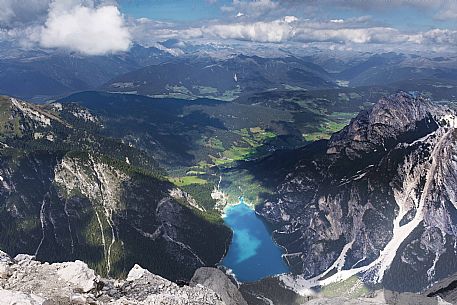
[
  {"xmin": 0, "ymin": 251, "xmax": 226, "ymax": 305},
  {"xmin": 191, "ymin": 267, "xmax": 248, "ymax": 305}
]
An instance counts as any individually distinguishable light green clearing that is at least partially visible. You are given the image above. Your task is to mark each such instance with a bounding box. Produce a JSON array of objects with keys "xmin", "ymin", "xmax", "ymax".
[
  {"xmin": 169, "ymin": 176, "xmax": 208, "ymax": 187},
  {"xmin": 211, "ymin": 127, "xmax": 276, "ymax": 166},
  {"xmin": 320, "ymin": 276, "xmax": 371, "ymax": 299},
  {"xmin": 303, "ymin": 112, "xmax": 356, "ymax": 142}
]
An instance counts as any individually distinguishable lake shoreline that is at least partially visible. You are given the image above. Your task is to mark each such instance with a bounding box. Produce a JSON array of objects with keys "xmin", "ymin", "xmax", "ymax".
[{"xmin": 220, "ymin": 198, "xmax": 289, "ymax": 283}]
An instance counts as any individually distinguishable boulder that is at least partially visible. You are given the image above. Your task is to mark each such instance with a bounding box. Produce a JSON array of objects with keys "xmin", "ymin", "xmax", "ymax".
[
  {"xmin": 190, "ymin": 267, "xmax": 248, "ymax": 305},
  {"xmin": 56, "ymin": 260, "xmax": 97, "ymax": 293},
  {"xmin": 126, "ymin": 264, "xmax": 147, "ymax": 282}
]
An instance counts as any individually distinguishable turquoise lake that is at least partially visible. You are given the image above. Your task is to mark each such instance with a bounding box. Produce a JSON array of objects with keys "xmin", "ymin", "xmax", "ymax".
[{"xmin": 221, "ymin": 198, "xmax": 289, "ymax": 282}]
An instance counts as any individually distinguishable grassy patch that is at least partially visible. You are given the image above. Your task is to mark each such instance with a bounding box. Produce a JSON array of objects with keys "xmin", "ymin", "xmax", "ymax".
[
  {"xmin": 320, "ymin": 276, "xmax": 371, "ymax": 299},
  {"xmin": 203, "ymin": 137, "xmax": 225, "ymax": 151},
  {"xmin": 303, "ymin": 112, "xmax": 356, "ymax": 142},
  {"xmin": 197, "ymin": 160, "xmax": 212, "ymax": 169},
  {"xmin": 210, "ymin": 127, "xmax": 277, "ymax": 167},
  {"xmin": 219, "ymin": 87, "xmax": 242, "ymax": 101},
  {"xmin": 223, "ymin": 145, "xmax": 252, "ymax": 160},
  {"xmin": 169, "ymin": 176, "xmax": 207, "ymax": 186},
  {"xmin": 249, "ymin": 127, "xmax": 263, "ymax": 133},
  {"xmin": 194, "ymin": 86, "xmax": 219, "ymax": 95},
  {"xmin": 166, "ymin": 85, "xmax": 192, "ymax": 95},
  {"xmin": 211, "ymin": 146, "xmax": 252, "ymax": 166},
  {"xmin": 303, "ymin": 132, "xmax": 332, "ymax": 141}
]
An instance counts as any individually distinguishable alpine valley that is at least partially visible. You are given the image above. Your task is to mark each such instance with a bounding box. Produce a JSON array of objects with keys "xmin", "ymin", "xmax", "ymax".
[{"xmin": 2, "ymin": 2, "xmax": 457, "ymax": 304}]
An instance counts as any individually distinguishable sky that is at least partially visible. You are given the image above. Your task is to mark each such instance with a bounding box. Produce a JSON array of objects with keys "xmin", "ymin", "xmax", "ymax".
[
  {"xmin": 119, "ymin": 0, "xmax": 453, "ymax": 30},
  {"xmin": 119, "ymin": 0, "xmax": 227, "ymax": 21},
  {"xmin": 0, "ymin": 0, "xmax": 457, "ymax": 56}
]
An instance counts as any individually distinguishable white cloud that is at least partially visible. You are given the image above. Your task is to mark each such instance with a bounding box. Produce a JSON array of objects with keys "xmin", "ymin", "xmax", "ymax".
[
  {"xmin": 191, "ymin": 18, "xmax": 407, "ymax": 45},
  {"xmin": 2, "ymin": 0, "xmax": 457, "ymax": 55},
  {"xmin": 283, "ymin": 16, "xmax": 298, "ymax": 23},
  {"xmin": 133, "ymin": 15, "xmax": 457, "ymax": 51},
  {"xmin": 205, "ymin": 19, "xmax": 293, "ymax": 43},
  {"xmin": 295, "ymin": 26, "xmax": 410, "ymax": 44},
  {"xmin": 39, "ymin": 1, "xmax": 131, "ymax": 55},
  {"xmin": 130, "ymin": 18, "xmax": 204, "ymax": 46},
  {"xmin": 410, "ymin": 29, "xmax": 457, "ymax": 45}
]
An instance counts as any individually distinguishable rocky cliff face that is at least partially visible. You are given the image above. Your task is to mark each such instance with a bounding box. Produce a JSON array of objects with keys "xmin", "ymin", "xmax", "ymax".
[
  {"xmin": 255, "ymin": 92, "xmax": 457, "ymax": 292},
  {"xmin": 424, "ymin": 272, "xmax": 457, "ymax": 304},
  {"xmin": 0, "ymin": 96, "xmax": 231, "ymax": 281},
  {"xmin": 0, "ymin": 250, "xmax": 226, "ymax": 305}
]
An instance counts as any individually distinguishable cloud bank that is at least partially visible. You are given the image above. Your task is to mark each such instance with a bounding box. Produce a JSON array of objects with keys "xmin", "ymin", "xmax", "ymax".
[
  {"xmin": 133, "ymin": 15, "xmax": 457, "ymax": 52},
  {"xmin": 40, "ymin": 1, "xmax": 131, "ymax": 55},
  {"xmin": 1, "ymin": 0, "xmax": 457, "ymax": 55},
  {"xmin": 0, "ymin": 0, "xmax": 131, "ymax": 55},
  {"xmin": 207, "ymin": 18, "xmax": 294, "ymax": 43}
]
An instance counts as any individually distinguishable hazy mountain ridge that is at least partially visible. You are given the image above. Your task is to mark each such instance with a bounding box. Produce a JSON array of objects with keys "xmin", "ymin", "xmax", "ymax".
[
  {"xmin": 2, "ymin": 46, "xmax": 457, "ymax": 103},
  {"xmin": 101, "ymin": 55, "xmax": 336, "ymax": 100},
  {"xmin": 333, "ymin": 53, "xmax": 457, "ymax": 101},
  {"xmin": 0, "ymin": 45, "xmax": 174, "ymax": 101}
]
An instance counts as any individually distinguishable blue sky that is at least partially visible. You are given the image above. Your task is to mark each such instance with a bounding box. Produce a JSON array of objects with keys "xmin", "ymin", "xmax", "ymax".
[
  {"xmin": 1, "ymin": 0, "xmax": 456, "ymax": 55},
  {"xmin": 118, "ymin": 0, "xmax": 456, "ymax": 30},
  {"xmin": 119, "ymin": 0, "xmax": 229, "ymax": 21}
]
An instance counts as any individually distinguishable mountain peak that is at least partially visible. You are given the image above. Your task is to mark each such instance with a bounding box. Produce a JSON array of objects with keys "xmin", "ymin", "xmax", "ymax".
[{"xmin": 326, "ymin": 92, "xmax": 444, "ymax": 158}]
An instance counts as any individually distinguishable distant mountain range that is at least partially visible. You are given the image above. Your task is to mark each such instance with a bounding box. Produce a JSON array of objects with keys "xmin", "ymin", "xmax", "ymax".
[
  {"xmin": 101, "ymin": 55, "xmax": 335, "ymax": 100},
  {"xmin": 0, "ymin": 44, "xmax": 174, "ymax": 101},
  {"xmin": 335, "ymin": 53, "xmax": 457, "ymax": 100},
  {"xmin": 337, "ymin": 53, "xmax": 457, "ymax": 86},
  {"xmin": 1, "ymin": 46, "xmax": 457, "ymax": 102}
]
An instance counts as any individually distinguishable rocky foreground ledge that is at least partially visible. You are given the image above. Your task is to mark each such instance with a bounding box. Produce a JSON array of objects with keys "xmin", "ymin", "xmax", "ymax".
[
  {"xmin": 1, "ymin": 248, "xmax": 456, "ymax": 305},
  {"xmin": 0, "ymin": 250, "xmax": 245, "ymax": 305}
]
